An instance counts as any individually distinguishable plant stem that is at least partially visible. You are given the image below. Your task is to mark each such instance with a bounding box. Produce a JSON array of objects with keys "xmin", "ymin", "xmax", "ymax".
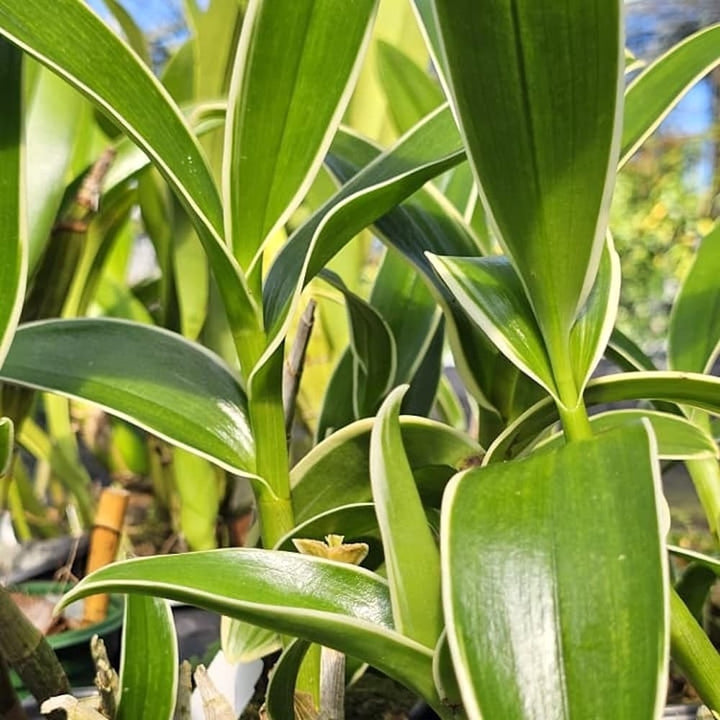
[
  {"xmin": 557, "ymin": 399, "xmax": 593, "ymax": 443},
  {"xmin": 0, "ymin": 649, "xmax": 27, "ymax": 720},
  {"xmin": 0, "ymin": 586, "xmax": 70, "ymax": 714},
  {"xmin": 248, "ymin": 346, "xmax": 294, "ymax": 548},
  {"xmin": 670, "ymin": 586, "xmax": 720, "ymax": 712}
]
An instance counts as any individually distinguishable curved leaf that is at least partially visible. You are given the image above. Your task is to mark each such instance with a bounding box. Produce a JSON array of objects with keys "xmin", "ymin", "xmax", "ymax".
[
  {"xmin": 0, "ymin": 417, "xmax": 13, "ymax": 477},
  {"xmin": 264, "ymin": 639, "xmax": 312, "ymax": 720},
  {"xmin": 488, "ymin": 371, "xmax": 720, "ymax": 461},
  {"xmin": 371, "ymin": 387, "xmax": 442, "ymax": 647},
  {"xmin": 536, "ymin": 410, "xmax": 717, "ymax": 461},
  {"xmin": 225, "ymin": 0, "xmax": 378, "ymax": 269},
  {"xmin": 428, "ymin": 254, "xmax": 556, "ymax": 400},
  {"xmin": 443, "ymin": 421, "xmax": 668, "ymax": 719},
  {"xmin": 59, "ymin": 549, "xmax": 445, "ymax": 713},
  {"xmin": 117, "ymin": 595, "xmax": 177, "ymax": 720},
  {"xmin": 262, "ymin": 104, "xmax": 465, "ymax": 345},
  {"xmin": 621, "ymin": 24, "xmax": 720, "ymax": 167},
  {"xmin": 0, "ymin": 319, "xmax": 256, "ymax": 476},
  {"xmin": 668, "ymin": 222, "xmax": 720, "ymax": 373},
  {"xmin": 434, "ymin": 0, "xmax": 623, "ymax": 347},
  {"xmin": 221, "ymin": 617, "xmax": 281, "ymax": 664},
  {"xmin": 0, "ymin": 0, "xmax": 259, "ymax": 354},
  {"xmin": 320, "ymin": 270, "xmax": 396, "ymax": 419},
  {"xmin": 290, "ymin": 415, "xmax": 483, "ymax": 523},
  {"xmin": 568, "ymin": 237, "xmax": 621, "ymax": 392},
  {"xmin": 0, "ymin": 37, "xmax": 25, "ymax": 368},
  {"xmin": 376, "ymin": 39, "xmax": 443, "ymax": 136}
]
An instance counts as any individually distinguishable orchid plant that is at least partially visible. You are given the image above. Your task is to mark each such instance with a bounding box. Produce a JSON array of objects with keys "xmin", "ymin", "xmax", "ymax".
[{"xmin": 1, "ymin": 1, "xmax": 720, "ymax": 719}]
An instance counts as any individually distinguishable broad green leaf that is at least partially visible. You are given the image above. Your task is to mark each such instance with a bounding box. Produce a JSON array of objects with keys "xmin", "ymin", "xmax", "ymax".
[
  {"xmin": 375, "ymin": 40, "xmax": 443, "ymax": 136},
  {"xmin": 117, "ymin": 595, "xmax": 177, "ymax": 720},
  {"xmin": 262, "ymin": 104, "xmax": 465, "ymax": 343},
  {"xmin": 264, "ymin": 639, "xmax": 312, "ymax": 720},
  {"xmin": 621, "ymin": 24, "xmax": 720, "ymax": 167},
  {"xmin": 568, "ymin": 237, "xmax": 621, "ymax": 392},
  {"xmin": 433, "ymin": 1, "xmax": 623, "ymax": 350},
  {"xmin": 536, "ymin": 410, "xmax": 717, "ymax": 461},
  {"xmin": 0, "ymin": 0, "xmax": 260, "ymax": 354},
  {"xmin": 0, "ymin": 37, "xmax": 25, "ymax": 368},
  {"xmin": 443, "ymin": 421, "xmax": 668, "ymax": 719},
  {"xmin": 291, "ymin": 415, "xmax": 483, "ymax": 523},
  {"xmin": 225, "ymin": 0, "xmax": 378, "ymax": 270},
  {"xmin": 0, "ymin": 319, "xmax": 256, "ymax": 477},
  {"xmin": 59, "ymin": 549, "xmax": 446, "ymax": 714},
  {"xmin": 668, "ymin": 223, "xmax": 720, "ymax": 373},
  {"xmin": 320, "ymin": 270, "xmax": 396, "ymax": 419},
  {"xmin": 488, "ymin": 371, "xmax": 720, "ymax": 462},
  {"xmin": 370, "ymin": 386, "xmax": 442, "ymax": 647},
  {"xmin": 221, "ymin": 617, "xmax": 281, "ymax": 664},
  {"xmin": 26, "ymin": 64, "xmax": 88, "ymax": 271},
  {"xmin": 428, "ymin": 254, "xmax": 557, "ymax": 400}
]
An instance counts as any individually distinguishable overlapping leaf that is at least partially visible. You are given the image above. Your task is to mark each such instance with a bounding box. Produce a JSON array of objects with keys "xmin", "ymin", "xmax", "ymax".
[
  {"xmin": 443, "ymin": 421, "xmax": 668, "ymax": 719},
  {"xmin": 0, "ymin": 319, "xmax": 256, "ymax": 476}
]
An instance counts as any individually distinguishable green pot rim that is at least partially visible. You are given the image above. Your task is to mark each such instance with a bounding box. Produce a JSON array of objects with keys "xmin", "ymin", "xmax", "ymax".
[{"xmin": 12, "ymin": 580, "xmax": 123, "ymax": 649}]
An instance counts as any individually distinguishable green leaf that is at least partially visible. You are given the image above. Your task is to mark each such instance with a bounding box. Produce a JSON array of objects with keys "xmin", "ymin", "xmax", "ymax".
[
  {"xmin": 621, "ymin": 24, "xmax": 720, "ymax": 167},
  {"xmin": 264, "ymin": 639, "xmax": 312, "ymax": 720},
  {"xmin": 428, "ymin": 254, "xmax": 556, "ymax": 399},
  {"xmin": 262, "ymin": 104, "xmax": 465, "ymax": 343},
  {"xmin": 291, "ymin": 415, "xmax": 483, "ymax": 524},
  {"xmin": 26, "ymin": 64, "xmax": 88, "ymax": 271},
  {"xmin": 536, "ymin": 409, "xmax": 717, "ymax": 461},
  {"xmin": 316, "ymin": 349, "xmax": 356, "ymax": 440},
  {"xmin": 0, "ymin": 417, "xmax": 13, "ymax": 477},
  {"xmin": 370, "ymin": 386, "xmax": 442, "ymax": 647},
  {"xmin": 368, "ymin": 247, "xmax": 442, "ymax": 389},
  {"xmin": 117, "ymin": 595, "xmax": 178, "ymax": 720},
  {"xmin": 221, "ymin": 617, "xmax": 281, "ymax": 663},
  {"xmin": 104, "ymin": 0, "xmax": 151, "ymax": 67},
  {"xmin": 443, "ymin": 421, "xmax": 668, "ymax": 719},
  {"xmin": 0, "ymin": 0, "xmax": 260, "ymax": 353},
  {"xmin": 59, "ymin": 549, "xmax": 445, "ymax": 713},
  {"xmin": 173, "ymin": 448, "xmax": 221, "ymax": 550},
  {"xmin": 225, "ymin": 0, "xmax": 378, "ymax": 270},
  {"xmin": 433, "ymin": 1, "xmax": 623, "ymax": 349},
  {"xmin": 0, "ymin": 319, "xmax": 256, "ymax": 477},
  {"xmin": 320, "ymin": 270, "xmax": 396, "ymax": 419},
  {"xmin": 669, "ymin": 223, "xmax": 720, "ymax": 373},
  {"xmin": 488, "ymin": 371, "xmax": 720, "ymax": 461},
  {"xmin": 0, "ymin": 37, "xmax": 25, "ymax": 369},
  {"xmin": 376, "ymin": 40, "xmax": 443, "ymax": 136},
  {"xmin": 568, "ymin": 237, "xmax": 621, "ymax": 392}
]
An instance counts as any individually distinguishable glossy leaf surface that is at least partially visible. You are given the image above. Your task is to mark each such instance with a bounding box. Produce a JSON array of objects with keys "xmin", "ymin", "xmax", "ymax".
[
  {"xmin": 291, "ymin": 415, "xmax": 483, "ymax": 523},
  {"xmin": 370, "ymin": 387, "xmax": 441, "ymax": 647},
  {"xmin": 537, "ymin": 410, "xmax": 717, "ymax": 461},
  {"xmin": 0, "ymin": 319, "xmax": 255, "ymax": 476},
  {"xmin": 668, "ymin": 223, "xmax": 720, "ymax": 373},
  {"xmin": 443, "ymin": 421, "xmax": 668, "ymax": 719},
  {"xmin": 225, "ymin": 0, "xmax": 377, "ymax": 268},
  {"xmin": 117, "ymin": 595, "xmax": 177, "ymax": 720},
  {"xmin": 428, "ymin": 255, "xmax": 556, "ymax": 399},
  {"xmin": 59, "ymin": 549, "xmax": 443, "ymax": 711},
  {"xmin": 489, "ymin": 371, "xmax": 720, "ymax": 461},
  {"xmin": 434, "ymin": 0, "xmax": 623, "ymax": 344}
]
